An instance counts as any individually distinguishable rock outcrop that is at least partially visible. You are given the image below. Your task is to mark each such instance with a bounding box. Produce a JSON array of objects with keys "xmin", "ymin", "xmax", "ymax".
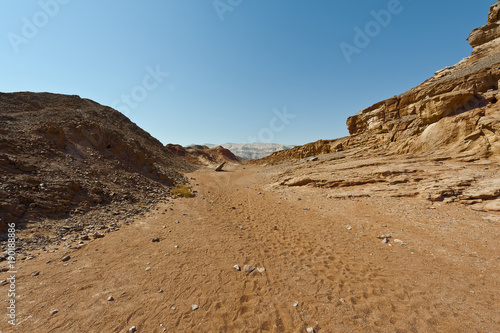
[
  {"xmin": 264, "ymin": 1, "xmax": 500, "ymax": 164},
  {"xmin": 344, "ymin": 1, "xmax": 500, "ymax": 160},
  {"xmin": 259, "ymin": 2, "xmax": 500, "ymax": 211}
]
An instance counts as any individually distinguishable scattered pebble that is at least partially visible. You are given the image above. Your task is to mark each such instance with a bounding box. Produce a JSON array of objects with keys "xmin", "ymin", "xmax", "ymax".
[
  {"xmin": 31, "ymin": 271, "xmax": 40, "ymax": 277},
  {"xmin": 145, "ymin": 267, "xmax": 151, "ymax": 271},
  {"xmin": 293, "ymin": 301, "xmax": 299, "ymax": 307},
  {"xmin": 171, "ymin": 306, "xmax": 176, "ymax": 310},
  {"xmin": 175, "ymin": 220, "xmax": 180, "ymax": 224},
  {"xmin": 158, "ymin": 289, "xmax": 163, "ymax": 293},
  {"xmin": 256, "ymin": 267, "xmax": 266, "ymax": 273},
  {"xmin": 50, "ymin": 309, "xmax": 58, "ymax": 315},
  {"xmin": 192, "ymin": 304, "xmax": 199, "ymax": 311},
  {"xmin": 233, "ymin": 265, "xmax": 241, "ymax": 271},
  {"xmin": 306, "ymin": 327, "xmax": 315, "ymax": 333},
  {"xmin": 243, "ymin": 265, "xmax": 255, "ymax": 273},
  {"xmin": 129, "ymin": 326, "xmax": 137, "ymax": 333},
  {"xmin": 174, "ymin": 245, "xmax": 179, "ymax": 249},
  {"xmin": 381, "ymin": 238, "xmax": 390, "ymax": 244},
  {"xmin": 61, "ymin": 255, "xmax": 71, "ymax": 262},
  {"xmin": 377, "ymin": 234, "xmax": 392, "ymax": 239},
  {"xmin": 152, "ymin": 238, "xmax": 160, "ymax": 242},
  {"xmin": 107, "ymin": 296, "xmax": 114, "ymax": 301},
  {"xmin": 346, "ymin": 226, "xmax": 352, "ymax": 230}
]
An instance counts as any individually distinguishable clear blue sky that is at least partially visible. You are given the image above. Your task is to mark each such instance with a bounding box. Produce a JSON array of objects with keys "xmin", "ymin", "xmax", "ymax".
[{"xmin": 0, "ymin": 0, "xmax": 494, "ymax": 146}]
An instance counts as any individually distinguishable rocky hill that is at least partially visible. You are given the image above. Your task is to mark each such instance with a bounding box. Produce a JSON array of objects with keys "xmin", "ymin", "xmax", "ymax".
[
  {"xmin": 263, "ymin": 1, "xmax": 500, "ymax": 164},
  {"xmin": 0, "ymin": 92, "xmax": 194, "ymax": 240},
  {"xmin": 165, "ymin": 144, "xmax": 240, "ymax": 166}
]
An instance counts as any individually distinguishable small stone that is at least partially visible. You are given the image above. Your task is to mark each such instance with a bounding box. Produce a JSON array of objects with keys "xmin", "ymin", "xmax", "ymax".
[
  {"xmin": 158, "ymin": 289, "xmax": 163, "ymax": 293},
  {"xmin": 243, "ymin": 265, "xmax": 255, "ymax": 273},
  {"xmin": 256, "ymin": 267, "xmax": 266, "ymax": 273},
  {"xmin": 381, "ymin": 238, "xmax": 389, "ymax": 244},
  {"xmin": 93, "ymin": 232, "xmax": 104, "ymax": 239},
  {"xmin": 61, "ymin": 255, "xmax": 71, "ymax": 262},
  {"xmin": 129, "ymin": 326, "xmax": 137, "ymax": 333},
  {"xmin": 50, "ymin": 309, "xmax": 58, "ymax": 315},
  {"xmin": 163, "ymin": 226, "xmax": 167, "ymax": 229},
  {"xmin": 192, "ymin": 304, "xmax": 199, "ymax": 311},
  {"xmin": 293, "ymin": 301, "xmax": 299, "ymax": 307},
  {"xmin": 31, "ymin": 271, "xmax": 40, "ymax": 277},
  {"xmin": 306, "ymin": 327, "xmax": 315, "ymax": 333},
  {"xmin": 145, "ymin": 267, "xmax": 151, "ymax": 271},
  {"xmin": 152, "ymin": 238, "xmax": 160, "ymax": 242},
  {"xmin": 175, "ymin": 220, "xmax": 180, "ymax": 224},
  {"xmin": 107, "ymin": 296, "xmax": 114, "ymax": 301},
  {"xmin": 174, "ymin": 245, "xmax": 179, "ymax": 248},
  {"xmin": 346, "ymin": 226, "xmax": 352, "ymax": 230},
  {"xmin": 233, "ymin": 265, "xmax": 241, "ymax": 271},
  {"xmin": 377, "ymin": 234, "xmax": 392, "ymax": 239},
  {"xmin": 171, "ymin": 306, "xmax": 176, "ymax": 310}
]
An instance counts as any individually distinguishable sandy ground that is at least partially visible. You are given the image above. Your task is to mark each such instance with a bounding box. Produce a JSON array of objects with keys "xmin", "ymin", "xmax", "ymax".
[{"xmin": 1, "ymin": 164, "xmax": 499, "ymax": 332}]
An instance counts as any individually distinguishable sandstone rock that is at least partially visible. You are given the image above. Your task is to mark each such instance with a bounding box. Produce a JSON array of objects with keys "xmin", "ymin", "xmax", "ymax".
[
  {"xmin": 61, "ymin": 255, "xmax": 71, "ymax": 262},
  {"xmin": 215, "ymin": 162, "xmax": 226, "ymax": 172},
  {"xmin": 484, "ymin": 200, "xmax": 500, "ymax": 211}
]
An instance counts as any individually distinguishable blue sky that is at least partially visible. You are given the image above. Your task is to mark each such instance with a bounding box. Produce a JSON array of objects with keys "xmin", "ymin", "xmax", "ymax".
[{"xmin": 0, "ymin": 0, "xmax": 494, "ymax": 146}]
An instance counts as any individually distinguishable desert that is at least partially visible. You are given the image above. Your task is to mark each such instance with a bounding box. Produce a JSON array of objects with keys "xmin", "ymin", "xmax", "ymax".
[{"xmin": 1, "ymin": 1, "xmax": 500, "ymax": 333}]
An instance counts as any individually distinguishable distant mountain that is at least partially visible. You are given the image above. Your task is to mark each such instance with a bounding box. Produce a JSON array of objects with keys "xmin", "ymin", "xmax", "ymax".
[{"xmin": 205, "ymin": 143, "xmax": 295, "ymax": 160}]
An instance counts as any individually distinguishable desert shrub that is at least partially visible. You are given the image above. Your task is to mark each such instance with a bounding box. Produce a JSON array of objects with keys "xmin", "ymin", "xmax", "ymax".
[{"xmin": 171, "ymin": 184, "xmax": 194, "ymax": 198}]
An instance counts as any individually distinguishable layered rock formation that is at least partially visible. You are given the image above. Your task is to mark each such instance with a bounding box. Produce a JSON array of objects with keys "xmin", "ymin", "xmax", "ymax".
[
  {"xmin": 345, "ymin": 1, "xmax": 500, "ymax": 160},
  {"xmin": 264, "ymin": 1, "xmax": 500, "ymax": 164},
  {"xmin": 260, "ymin": 2, "xmax": 500, "ymax": 211},
  {"xmin": 0, "ymin": 92, "xmax": 194, "ymax": 236}
]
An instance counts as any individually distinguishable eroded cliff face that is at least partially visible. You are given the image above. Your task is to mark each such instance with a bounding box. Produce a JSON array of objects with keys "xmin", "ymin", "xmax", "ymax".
[{"xmin": 344, "ymin": 1, "xmax": 500, "ymax": 161}]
